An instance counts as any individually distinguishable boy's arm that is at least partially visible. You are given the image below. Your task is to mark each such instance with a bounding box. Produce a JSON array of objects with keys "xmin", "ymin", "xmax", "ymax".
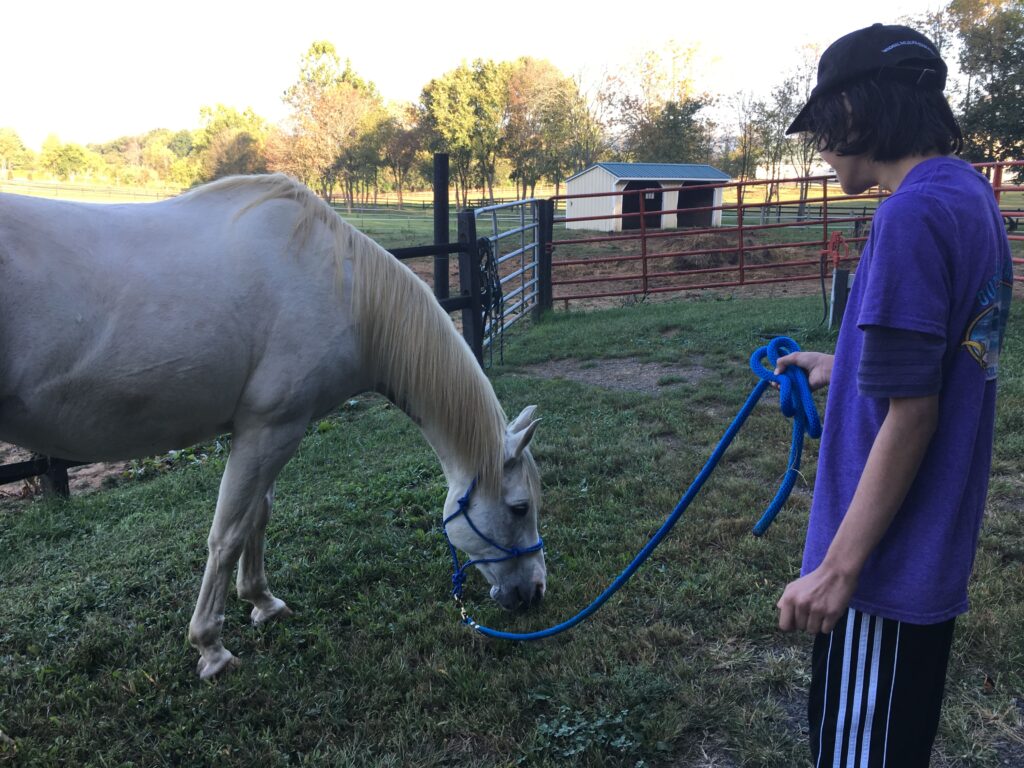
[{"xmin": 777, "ymin": 393, "xmax": 939, "ymax": 634}]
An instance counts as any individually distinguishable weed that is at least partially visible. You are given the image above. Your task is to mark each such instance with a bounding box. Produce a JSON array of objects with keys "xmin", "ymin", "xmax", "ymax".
[{"xmin": 522, "ymin": 706, "xmax": 640, "ymax": 763}]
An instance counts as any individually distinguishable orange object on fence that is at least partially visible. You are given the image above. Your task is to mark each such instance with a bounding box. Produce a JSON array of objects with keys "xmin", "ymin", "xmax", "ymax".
[{"xmin": 822, "ymin": 231, "xmax": 850, "ymax": 271}]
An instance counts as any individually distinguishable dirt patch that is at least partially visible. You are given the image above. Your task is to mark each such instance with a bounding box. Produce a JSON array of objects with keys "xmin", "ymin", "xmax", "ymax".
[
  {"xmin": 515, "ymin": 357, "xmax": 710, "ymax": 395},
  {"xmin": 0, "ymin": 442, "xmax": 129, "ymax": 501}
]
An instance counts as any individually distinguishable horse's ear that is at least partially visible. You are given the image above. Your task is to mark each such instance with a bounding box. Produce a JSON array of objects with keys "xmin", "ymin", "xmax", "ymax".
[
  {"xmin": 506, "ymin": 408, "xmax": 540, "ymax": 464},
  {"xmin": 508, "ymin": 405, "xmax": 538, "ymax": 433}
]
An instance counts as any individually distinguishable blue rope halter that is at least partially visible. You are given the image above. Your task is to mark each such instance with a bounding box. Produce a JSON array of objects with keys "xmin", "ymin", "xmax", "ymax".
[
  {"xmin": 447, "ymin": 336, "xmax": 822, "ymax": 641},
  {"xmin": 442, "ymin": 478, "xmax": 545, "ymax": 600}
]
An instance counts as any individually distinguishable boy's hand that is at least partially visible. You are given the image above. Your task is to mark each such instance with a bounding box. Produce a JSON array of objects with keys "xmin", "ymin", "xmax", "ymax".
[
  {"xmin": 774, "ymin": 351, "xmax": 834, "ymax": 391},
  {"xmin": 777, "ymin": 564, "xmax": 858, "ymax": 634}
]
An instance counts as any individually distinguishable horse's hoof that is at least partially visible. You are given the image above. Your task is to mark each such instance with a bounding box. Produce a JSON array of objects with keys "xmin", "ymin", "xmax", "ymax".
[
  {"xmin": 251, "ymin": 598, "xmax": 293, "ymax": 626},
  {"xmin": 196, "ymin": 649, "xmax": 240, "ymax": 680}
]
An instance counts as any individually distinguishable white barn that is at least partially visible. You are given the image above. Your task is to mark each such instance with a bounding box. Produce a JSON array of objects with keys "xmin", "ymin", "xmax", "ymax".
[{"xmin": 564, "ymin": 162, "xmax": 731, "ymax": 232}]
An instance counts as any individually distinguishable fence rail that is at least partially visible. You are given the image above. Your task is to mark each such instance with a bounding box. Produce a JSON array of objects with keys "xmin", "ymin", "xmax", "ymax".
[{"xmin": 540, "ymin": 161, "xmax": 1023, "ymax": 306}]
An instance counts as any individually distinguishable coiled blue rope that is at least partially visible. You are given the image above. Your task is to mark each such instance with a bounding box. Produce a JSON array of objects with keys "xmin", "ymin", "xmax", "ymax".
[{"xmin": 456, "ymin": 336, "xmax": 822, "ymax": 640}]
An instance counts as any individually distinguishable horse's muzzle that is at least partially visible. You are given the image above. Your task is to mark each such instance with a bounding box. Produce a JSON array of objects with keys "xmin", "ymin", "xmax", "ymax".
[{"xmin": 491, "ymin": 580, "xmax": 545, "ymax": 611}]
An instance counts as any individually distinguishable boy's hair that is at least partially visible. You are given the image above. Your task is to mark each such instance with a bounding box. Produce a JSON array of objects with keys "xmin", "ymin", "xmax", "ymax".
[{"xmin": 806, "ymin": 77, "xmax": 964, "ymax": 161}]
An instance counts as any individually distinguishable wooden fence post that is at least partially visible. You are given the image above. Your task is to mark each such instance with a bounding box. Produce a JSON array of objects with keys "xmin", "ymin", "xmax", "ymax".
[
  {"xmin": 41, "ymin": 457, "xmax": 72, "ymax": 497},
  {"xmin": 456, "ymin": 210, "xmax": 484, "ymax": 366},
  {"xmin": 433, "ymin": 153, "xmax": 450, "ymax": 301},
  {"xmin": 537, "ymin": 198, "xmax": 554, "ymax": 315}
]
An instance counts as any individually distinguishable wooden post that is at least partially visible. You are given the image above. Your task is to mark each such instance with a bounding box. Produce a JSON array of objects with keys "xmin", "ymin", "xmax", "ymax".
[
  {"xmin": 537, "ymin": 198, "xmax": 554, "ymax": 315},
  {"xmin": 42, "ymin": 458, "xmax": 72, "ymax": 497},
  {"xmin": 456, "ymin": 210, "xmax": 484, "ymax": 366},
  {"xmin": 433, "ymin": 153, "xmax": 450, "ymax": 301}
]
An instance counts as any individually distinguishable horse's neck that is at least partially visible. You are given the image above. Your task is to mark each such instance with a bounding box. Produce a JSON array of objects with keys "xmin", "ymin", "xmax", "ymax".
[
  {"xmin": 417, "ymin": 418, "xmax": 475, "ymax": 491},
  {"xmin": 374, "ymin": 378, "xmax": 495, "ymax": 495},
  {"xmin": 353, "ymin": 234, "xmax": 503, "ymax": 494}
]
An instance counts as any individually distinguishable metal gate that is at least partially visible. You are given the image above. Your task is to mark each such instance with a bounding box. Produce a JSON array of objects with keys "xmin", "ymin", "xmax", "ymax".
[{"xmin": 468, "ymin": 198, "xmax": 543, "ymax": 364}]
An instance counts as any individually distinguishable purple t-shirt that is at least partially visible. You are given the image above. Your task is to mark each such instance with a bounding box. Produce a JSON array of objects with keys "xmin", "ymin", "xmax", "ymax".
[{"xmin": 802, "ymin": 156, "xmax": 1014, "ymax": 624}]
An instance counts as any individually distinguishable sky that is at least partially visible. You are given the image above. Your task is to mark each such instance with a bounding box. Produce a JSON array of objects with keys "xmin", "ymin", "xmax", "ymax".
[{"xmin": 3, "ymin": 0, "xmax": 948, "ymax": 152}]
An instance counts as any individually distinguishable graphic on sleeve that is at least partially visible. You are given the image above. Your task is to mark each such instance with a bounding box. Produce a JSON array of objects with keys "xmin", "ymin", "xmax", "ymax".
[{"xmin": 962, "ymin": 264, "xmax": 1013, "ymax": 380}]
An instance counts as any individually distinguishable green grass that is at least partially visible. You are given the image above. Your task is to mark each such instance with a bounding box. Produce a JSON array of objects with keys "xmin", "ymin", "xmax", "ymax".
[
  {"xmin": 332, "ymin": 206, "xmax": 443, "ymax": 251},
  {"xmin": 1, "ymin": 295, "xmax": 1022, "ymax": 766}
]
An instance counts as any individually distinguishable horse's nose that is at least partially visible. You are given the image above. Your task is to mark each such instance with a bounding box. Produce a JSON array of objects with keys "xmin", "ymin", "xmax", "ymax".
[{"xmin": 518, "ymin": 580, "xmax": 545, "ymax": 608}]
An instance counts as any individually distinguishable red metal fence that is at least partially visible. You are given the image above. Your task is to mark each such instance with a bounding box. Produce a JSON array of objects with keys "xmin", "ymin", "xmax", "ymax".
[{"xmin": 546, "ymin": 161, "xmax": 1024, "ymax": 305}]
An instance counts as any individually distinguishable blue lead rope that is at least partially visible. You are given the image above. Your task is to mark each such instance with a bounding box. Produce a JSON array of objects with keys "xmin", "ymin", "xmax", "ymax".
[{"xmin": 452, "ymin": 336, "xmax": 822, "ymax": 640}]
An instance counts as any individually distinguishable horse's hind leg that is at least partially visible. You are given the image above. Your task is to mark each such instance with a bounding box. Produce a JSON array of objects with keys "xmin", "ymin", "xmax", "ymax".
[
  {"xmin": 236, "ymin": 482, "xmax": 293, "ymax": 625},
  {"xmin": 188, "ymin": 421, "xmax": 306, "ymax": 680}
]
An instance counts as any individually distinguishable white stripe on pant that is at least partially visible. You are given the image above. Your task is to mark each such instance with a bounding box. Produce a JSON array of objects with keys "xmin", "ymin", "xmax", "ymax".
[{"xmin": 819, "ymin": 610, "xmax": 898, "ymax": 767}]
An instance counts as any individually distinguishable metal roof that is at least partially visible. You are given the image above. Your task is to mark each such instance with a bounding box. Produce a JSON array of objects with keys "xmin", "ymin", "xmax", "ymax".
[{"xmin": 567, "ymin": 162, "xmax": 731, "ymax": 183}]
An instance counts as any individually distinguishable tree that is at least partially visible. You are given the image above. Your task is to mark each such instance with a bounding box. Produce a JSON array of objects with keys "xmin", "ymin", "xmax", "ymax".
[
  {"xmin": 753, "ymin": 78, "xmax": 802, "ymax": 204},
  {"xmin": 333, "ymin": 106, "xmax": 388, "ymax": 207},
  {"xmin": 142, "ymin": 134, "xmax": 177, "ymax": 179},
  {"xmin": 420, "ymin": 64, "xmax": 481, "ymax": 207},
  {"xmin": 626, "ymin": 98, "xmax": 713, "ymax": 163},
  {"xmin": 274, "ymin": 41, "xmax": 382, "ymax": 202},
  {"xmin": 902, "ymin": 2, "xmax": 1024, "ymax": 163},
  {"xmin": 468, "ymin": 59, "xmax": 510, "ymax": 203},
  {"xmin": 39, "ymin": 136, "xmax": 92, "ymax": 181},
  {"xmin": 378, "ymin": 105, "xmax": 424, "ymax": 207},
  {"xmin": 606, "ymin": 42, "xmax": 713, "ymax": 163},
  {"xmin": 723, "ymin": 92, "xmax": 764, "ymax": 181},
  {"xmin": 504, "ymin": 58, "xmax": 578, "ymax": 197},
  {"xmin": 562, "ymin": 76, "xmax": 612, "ymax": 180},
  {"xmin": 783, "ymin": 45, "xmax": 823, "ymax": 216},
  {"xmin": 193, "ymin": 104, "xmax": 269, "ymax": 181},
  {"xmin": 947, "ymin": 0, "xmax": 1024, "ymax": 162},
  {"xmin": 201, "ymin": 130, "xmax": 267, "ymax": 180},
  {"xmin": 89, "ymin": 135, "xmax": 143, "ymax": 175},
  {"xmin": 167, "ymin": 130, "xmax": 194, "ymax": 160},
  {"xmin": 0, "ymin": 128, "xmax": 31, "ymax": 177}
]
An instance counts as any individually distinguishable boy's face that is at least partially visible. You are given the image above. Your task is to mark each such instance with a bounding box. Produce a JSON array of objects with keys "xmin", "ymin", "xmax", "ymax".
[
  {"xmin": 815, "ymin": 92, "xmax": 882, "ymax": 195},
  {"xmin": 819, "ymin": 148, "xmax": 879, "ymax": 196}
]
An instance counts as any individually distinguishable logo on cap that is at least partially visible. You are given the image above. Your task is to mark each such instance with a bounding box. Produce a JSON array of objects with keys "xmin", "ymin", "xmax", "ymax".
[{"xmin": 882, "ymin": 40, "xmax": 937, "ymax": 55}]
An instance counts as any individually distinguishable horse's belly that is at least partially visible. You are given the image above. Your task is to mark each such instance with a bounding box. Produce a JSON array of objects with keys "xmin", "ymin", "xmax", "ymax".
[
  {"xmin": 0, "ymin": 414, "xmax": 230, "ymax": 463},
  {"xmin": 0, "ymin": 349, "xmax": 247, "ymax": 462}
]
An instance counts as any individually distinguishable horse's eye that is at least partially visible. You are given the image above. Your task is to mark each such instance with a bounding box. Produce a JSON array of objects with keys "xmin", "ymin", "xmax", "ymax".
[{"xmin": 509, "ymin": 503, "xmax": 529, "ymax": 517}]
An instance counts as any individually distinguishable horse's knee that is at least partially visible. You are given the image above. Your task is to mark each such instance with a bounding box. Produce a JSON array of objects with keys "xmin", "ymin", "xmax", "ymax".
[{"xmin": 206, "ymin": 532, "xmax": 246, "ymax": 566}]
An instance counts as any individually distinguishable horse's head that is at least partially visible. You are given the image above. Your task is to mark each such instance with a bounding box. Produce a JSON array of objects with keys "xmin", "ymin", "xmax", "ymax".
[{"xmin": 442, "ymin": 406, "xmax": 546, "ymax": 611}]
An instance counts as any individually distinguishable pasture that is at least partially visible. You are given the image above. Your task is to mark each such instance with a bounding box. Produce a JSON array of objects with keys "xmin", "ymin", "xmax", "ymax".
[{"xmin": 1, "ymin": 293, "xmax": 1022, "ymax": 766}]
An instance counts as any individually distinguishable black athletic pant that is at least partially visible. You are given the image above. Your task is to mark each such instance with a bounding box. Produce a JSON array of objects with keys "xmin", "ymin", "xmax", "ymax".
[{"xmin": 809, "ymin": 608, "xmax": 956, "ymax": 767}]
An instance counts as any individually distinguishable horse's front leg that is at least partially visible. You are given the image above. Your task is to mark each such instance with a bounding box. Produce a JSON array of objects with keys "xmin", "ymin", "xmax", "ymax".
[
  {"xmin": 188, "ymin": 422, "xmax": 305, "ymax": 679},
  {"xmin": 236, "ymin": 483, "xmax": 293, "ymax": 625}
]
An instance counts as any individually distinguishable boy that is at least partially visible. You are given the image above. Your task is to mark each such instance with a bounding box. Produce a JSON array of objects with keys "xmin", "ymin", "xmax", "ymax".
[{"xmin": 775, "ymin": 23, "xmax": 1013, "ymax": 767}]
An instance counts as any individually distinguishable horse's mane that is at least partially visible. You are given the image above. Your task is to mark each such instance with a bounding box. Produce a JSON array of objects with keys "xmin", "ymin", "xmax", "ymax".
[
  {"xmin": 186, "ymin": 174, "xmax": 508, "ymax": 494},
  {"xmin": 350, "ymin": 231, "xmax": 509, "ymax": 495}
]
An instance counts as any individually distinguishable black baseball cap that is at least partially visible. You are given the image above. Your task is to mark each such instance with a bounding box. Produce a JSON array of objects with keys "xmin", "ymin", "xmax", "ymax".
[{"xmin": 786, "ymin": 23, "xmax": 947, "ymax": 134}]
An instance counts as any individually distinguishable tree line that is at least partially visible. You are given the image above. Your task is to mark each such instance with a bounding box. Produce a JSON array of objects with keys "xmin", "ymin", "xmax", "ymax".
[{"xmin": 1, "ymin": 0, "xmax": 1019, "ymax": 206}]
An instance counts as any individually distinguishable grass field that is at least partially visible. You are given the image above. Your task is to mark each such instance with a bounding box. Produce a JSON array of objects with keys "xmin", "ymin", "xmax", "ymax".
[{"xmin": 1, "ymin": 293, "xmax": 1021, "ymax": 767}]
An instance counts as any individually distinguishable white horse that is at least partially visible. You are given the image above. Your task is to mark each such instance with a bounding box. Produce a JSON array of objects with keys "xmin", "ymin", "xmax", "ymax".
[{"xmin": 0, "ymin": 175, "xmax": 546, "ymax": 678}]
